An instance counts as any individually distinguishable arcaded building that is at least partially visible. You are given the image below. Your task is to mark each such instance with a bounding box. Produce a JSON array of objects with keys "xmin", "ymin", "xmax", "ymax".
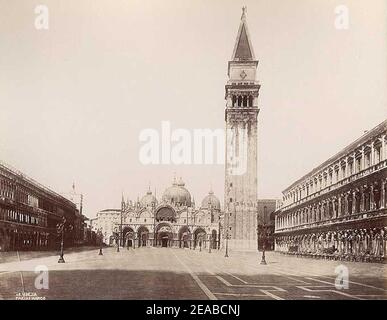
[
  {"xmin": 274, "ymin": 120, "xmax": 387, "ymax": 261},
  {"xmin": 96, "ymin": 177, "xmax": 222, "ymax": 249},
  {"xmin": 0, "ymin": 161, "xmax": 83, "ymax": 251}
]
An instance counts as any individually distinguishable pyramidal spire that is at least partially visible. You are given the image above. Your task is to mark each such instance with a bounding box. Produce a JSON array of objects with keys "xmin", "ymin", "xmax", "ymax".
[
  {"xmin": 231, "ymin": 6, "xmax": 255, "ymax": 61},
  {"xmin": 121, "ymin": 192, "xmax": 125, "ymax": 211}
]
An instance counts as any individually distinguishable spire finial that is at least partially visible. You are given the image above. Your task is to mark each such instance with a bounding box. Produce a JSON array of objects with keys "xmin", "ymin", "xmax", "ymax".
[{"xmin": 241, "ymin": 6, "xmax": 247, "ymax": 20}]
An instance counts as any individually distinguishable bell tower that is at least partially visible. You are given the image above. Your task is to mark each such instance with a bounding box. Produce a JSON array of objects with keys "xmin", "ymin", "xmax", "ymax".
[{"xmin": 224, "ymin": 7, "xmax": 260, "ymax": 249}]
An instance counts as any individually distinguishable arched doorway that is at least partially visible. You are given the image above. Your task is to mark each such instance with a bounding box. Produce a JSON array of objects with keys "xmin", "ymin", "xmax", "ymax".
[
  {"xmin": 193, "ymin": 227, "xmax": 206, "ymax": 249},
  {"xmin": 0, "ymin": 228, "xmax": 6, "ymax": 252},
  {"xmin": 123, "ymin": 227, "xmax": 135, "ymax": 248},
  {"xmin": 137, "ymin": 226, "xmax": 149, "ymax": 247},
  {"xmin": 156, "ymin": 223, "xmax": 173, "ymax": 247},
  {"xmin": 178, "ymin": 226, "xmax": 190, "ymax": 248}
]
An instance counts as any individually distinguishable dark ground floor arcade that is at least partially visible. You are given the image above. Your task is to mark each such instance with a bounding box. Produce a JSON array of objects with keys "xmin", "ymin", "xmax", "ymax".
[{"xmin": 0, "ymin": 222, "xmax": 52, "ymax": 252}]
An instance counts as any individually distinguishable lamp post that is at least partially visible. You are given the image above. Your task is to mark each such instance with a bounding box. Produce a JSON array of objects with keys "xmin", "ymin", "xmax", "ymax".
[
  {"xmin": 225, "ymin": 228, "xmax": 230, "ymax": 258},
  {"xmin": 97, "ymin": 229, "xmax": 103, "ymax": 255},
  {"xmin": 57, "ymin": 217, "xmax": 66, "ymax": 263},
  {"xmin": 56, "ymin": 217, "xmax": 72, "ymax": 263},
  {"xmin": 119, "ymin": 195, "xmax": 125, "ymax": 252},
  {"xmin": 260, "ymin": 206, "xmax": 267, "ymax": 265},
  {"xmin": 218, "ymin": 220, "xmax": 221, "ymax": 250},
  {"xmin": 114, "ymin": 228, "xmax": 120, "ymax": 252},
  {"xmin": 225, "ymin": 207, "xmax": 230, "ymax": 258},
  {"xmin": 209, "ymin": 234, "xmax": 212, "ymax": 253}
]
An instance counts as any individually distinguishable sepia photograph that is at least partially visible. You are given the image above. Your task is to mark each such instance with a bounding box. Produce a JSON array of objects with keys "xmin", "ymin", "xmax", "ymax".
[{"xmin": 0, "ymin": 0, "xmax": 386, "ymax": 311}]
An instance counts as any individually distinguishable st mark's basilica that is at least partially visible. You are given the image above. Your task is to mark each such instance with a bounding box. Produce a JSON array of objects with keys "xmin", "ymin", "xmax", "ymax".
[{"xmin": 97, "ymin": 178, "xmax": 222, "ymax": 249}]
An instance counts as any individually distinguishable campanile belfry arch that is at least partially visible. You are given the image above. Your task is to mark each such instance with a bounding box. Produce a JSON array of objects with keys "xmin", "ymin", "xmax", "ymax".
[{"xmin": 224, "ymin": 7, "xmax": 260, "ymax": 249}]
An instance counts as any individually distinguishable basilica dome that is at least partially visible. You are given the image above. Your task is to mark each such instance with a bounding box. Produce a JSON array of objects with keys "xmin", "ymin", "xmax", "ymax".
[
  {"xmin": 201, "ymin": 190, "xmax": 221, "ymax": 210},
  {"xmin": 162, "ymin": 177, "xmax": 192, "ymax": 206},
  {"xmin": 140, "ymin": 189, "xmax": 158, "ymax": 208}
]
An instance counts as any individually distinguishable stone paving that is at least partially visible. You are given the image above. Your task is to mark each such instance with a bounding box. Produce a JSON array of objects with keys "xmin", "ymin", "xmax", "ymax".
[{"xmin": 0, "ymin": 246, "xmax": 386, "ymax": 300}]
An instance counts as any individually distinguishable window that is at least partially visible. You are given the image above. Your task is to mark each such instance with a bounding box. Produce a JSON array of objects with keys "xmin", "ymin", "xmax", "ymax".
[
  {"xmin": 375, "ymin": 146, "xmax": 381, "ymax": 163},
  {"xmin": 365, "ymin": 153, "xmax": 371, "ymax": 167},
  {"xmin": 348, "ymin": 162, "xmax": 353, "ymax": 175},
  {"xmin": 243, "ymin": 96, "xmax": 247, "ymax": 107},
  {"xmin": 341, "ymin": 166, "xmax": 345, "ymax": 179},
  {"xmin": 356, "ymin": 157, "xmax": 361, "ymax": 172}
]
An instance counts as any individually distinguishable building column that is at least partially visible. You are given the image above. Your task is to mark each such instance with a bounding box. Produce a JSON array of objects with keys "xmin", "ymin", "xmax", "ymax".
[
  {"xmin": 380, "ymin": 179, "xmax": 386, "ymax": 209},
  {"xmin": 338, "ymin": 196, "xmax": 342, "ymax": 217},
  {"xmin": 370, "ymin": 184, "xmax": 375, "ymax": 210},
  {"xmin": 323, "ymin": 202, "xmax": 327, "ymax": 220},
  {"xmin": 352, "ymin": 190, "xmax": 357, "ymax": 214},
  {"xmin": 360, "ymin": 186, "xmax": 365, "ymax": 212},
  {"xmin": 361, "ymin": 147, "xmax": 365, "ymax": 171}
]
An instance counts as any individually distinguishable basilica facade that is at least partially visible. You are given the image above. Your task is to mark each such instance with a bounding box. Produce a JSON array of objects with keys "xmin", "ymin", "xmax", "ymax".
[{"xmin": 95, "ymin": 177, "xmax": 222, "ymax": 249}]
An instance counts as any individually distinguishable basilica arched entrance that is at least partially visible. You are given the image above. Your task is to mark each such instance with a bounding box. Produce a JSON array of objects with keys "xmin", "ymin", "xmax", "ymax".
[
  {"xmin": 123, "ymin": 227, "xmax": 135, "ymax": 248},
  {"xmin": 137, "ymin": 226, "xmax": 149, "ymax": 247},
  {"xmin": 193, "ymin": 227, "xmax": 206, "ymax": 249},
  {"xmin": 178, "ymin": 226, "xmax": 190, "ymax": 248},
  {"xmin": 156, "ymin": 223, "xmax": 173, "ymax": 247}
]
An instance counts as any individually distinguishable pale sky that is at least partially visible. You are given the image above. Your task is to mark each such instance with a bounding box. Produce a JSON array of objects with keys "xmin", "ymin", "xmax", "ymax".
[{"xmin": 0, "ymin": 0, "xmax": 386, "ymax": 218}]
